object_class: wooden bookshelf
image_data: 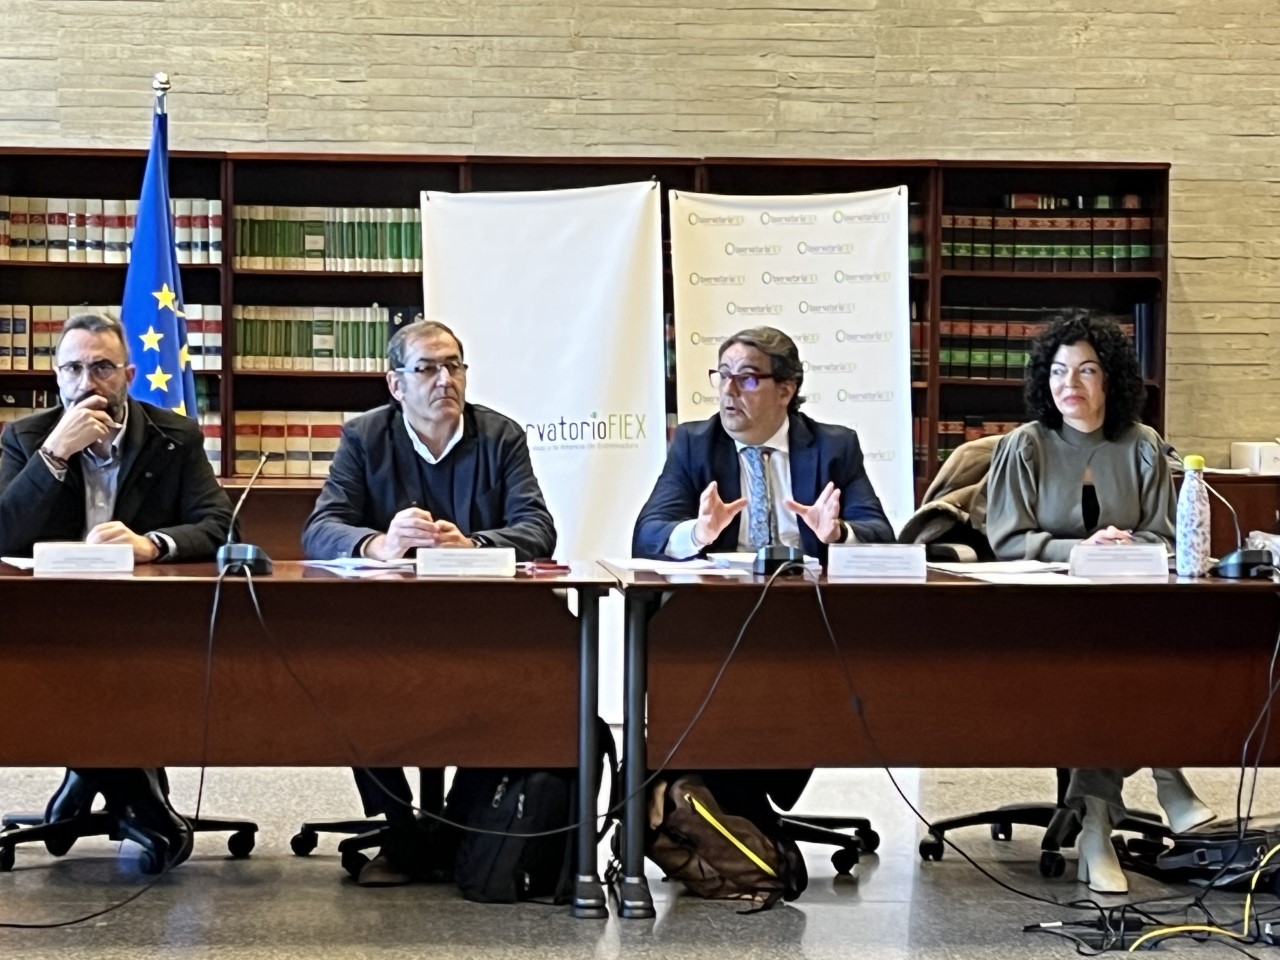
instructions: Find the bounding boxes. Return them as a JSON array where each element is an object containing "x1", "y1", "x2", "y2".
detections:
[{"x1": 0, "y1": 151, "x2": 1170, "y2": 510}]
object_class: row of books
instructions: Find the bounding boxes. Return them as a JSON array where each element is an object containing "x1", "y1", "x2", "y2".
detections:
[
  {"x1": 935, "y1": 306, "x2": 1143, "y2": 381},
  {"x1": 232, "y1": 410, "x2": 359, "y2": 478},
  {"x1": 0, "y1": 389, "x2": 58, "y2": 435},
  {"x1": 941, "y1": 210, "x2": 1159, "y2": 272},
  {"x1": 232, "y1": 207, "x2": 424, "y2": 273},
  {"x1": 0, "y1": 304, "x2": 223, "y2": 372},
  {"x1": 232, "y1": 304, "x2": 419, "y2": 372},
  {"x1": 908, "y1": 201, "x2": 927, "y2": 273},
  {"x1": 0, "y1": 197, "x2": 223, "y2": 264},
  {"x1": 937, "y1": 417, "x2": 1025, "y2": 462},
  {"x1": 1002, "y1": 192, "x2": 1147, "y2": 211}
]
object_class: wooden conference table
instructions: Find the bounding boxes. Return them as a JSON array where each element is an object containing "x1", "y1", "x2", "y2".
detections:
[
  {"x1": 600, "y1": 563, "x2": 1280, "y2": 918},
  {"x1": 0, "y1": 560, "x2": 613, "y2": 919}
]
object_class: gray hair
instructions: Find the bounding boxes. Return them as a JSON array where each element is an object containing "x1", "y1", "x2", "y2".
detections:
[
  {"x1": 58, "y1": 312, "x2": 130, "y2": 361},
  {"x1": 387, "y1": 319, "x2": 464, "y2": 370},
  {"x1": 718, "y1": 326, "x2": 806, "y2": 414}
]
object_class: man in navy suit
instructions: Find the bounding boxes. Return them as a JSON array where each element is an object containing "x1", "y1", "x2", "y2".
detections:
[
  {"x1": 634, "y1": 325, "x2": 893, "y2": 562},
  {"x1": 633, "y1": 325, "x2": 894, "y2": 826},
  {"x1": 302, "y1": 318, "x2": 556, "y2": 884}
]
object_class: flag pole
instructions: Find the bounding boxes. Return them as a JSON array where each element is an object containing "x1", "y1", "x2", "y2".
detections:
[{"x1": 152, "y1": 72, "x2": 170, "y2": 116}]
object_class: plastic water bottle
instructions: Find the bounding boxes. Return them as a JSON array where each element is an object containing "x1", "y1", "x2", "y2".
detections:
[{"x1": 1176, "y1": 454, "x2": 1211, "y2": 577}]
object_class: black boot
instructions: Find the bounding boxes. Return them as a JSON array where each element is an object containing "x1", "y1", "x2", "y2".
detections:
[{"x1": 43, "y1": 769, "x2": 100, "y2": 823}]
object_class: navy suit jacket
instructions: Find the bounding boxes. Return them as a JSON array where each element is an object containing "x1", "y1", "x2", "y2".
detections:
[
  {"x1": 0, "y1": 398, "x2": 233, "y2": 558},
  {"x1": 302, "y1": 402, "x2": 556, "y2": 562},
  {"x1": 633, "y1": 411, "x2": 894, "y2": 561}
]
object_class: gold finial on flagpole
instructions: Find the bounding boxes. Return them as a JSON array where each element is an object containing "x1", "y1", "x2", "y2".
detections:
[{"x1": 152, "y1": 72, "x2": 171, "y2": 115}]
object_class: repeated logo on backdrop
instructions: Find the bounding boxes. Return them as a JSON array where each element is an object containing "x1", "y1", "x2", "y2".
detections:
[{"x1": 670, "y1": 186, "x2": 914, "y2": 530}]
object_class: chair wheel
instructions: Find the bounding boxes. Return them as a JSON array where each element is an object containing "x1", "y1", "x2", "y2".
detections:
[
  {"x1": 227, "y1": 830, "x2": 255, "y2": 859},
  {"x1": 0, "y1": 843, "x2": 14, "y2": 871},
  {"x1": 857, "y1": 828, "x2": 881, "y2": 854},
  {"x1": 341, "y1": 849, "x2": 370, "y2": 880},
  {"x1": 919, "y1": 836, "x2": 944, "y2": 862},
  {"x1": 290, "y1": 831, "x2": 318, "y2": 857},
  {"x1": 831, "y1": 847, "x2": 859, "y2": 875},
  {"x1": 1039, "y1": 851, "x2": 1066, "y2": 878},
  {"x1": 44, "y1": 835, "x2": 75, "y2": 858},
  {"x1": 990, "y1": 822, "x2": 1013, "y2": 841}
]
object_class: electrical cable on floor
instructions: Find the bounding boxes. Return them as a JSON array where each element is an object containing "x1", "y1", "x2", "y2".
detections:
[
  {"x1": 238, "y1": 563, "x2": 801, "y2": 841},
  {"x1": 0, "y1": 567, "x2": 230, "y2": 929},
  {"x1": 805, "y1": 572, "x2": 1280, "y2": 954}
]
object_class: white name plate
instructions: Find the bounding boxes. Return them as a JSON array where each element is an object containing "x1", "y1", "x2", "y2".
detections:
[
  {"x1": 415, "y1": 547, "x2": 516, "y2": 578},
  {"x1": 827, "y1": 543, "x2": 926, "y2": 580},
  {"x1": 33, "y1": 542, "x2": 134, "y2": 576},
  {"x1": 1068, "y1": 543, "x2": 1168, "y2": 579}
]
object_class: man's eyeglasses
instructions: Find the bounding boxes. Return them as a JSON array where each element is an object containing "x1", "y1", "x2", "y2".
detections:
[
  {"x1": 56, "y1": 360, "x2": 126, "y2": 381},
  {"x1": 709, "y1": 369, "x2": 776, "y2": 392},
  {"x1": 395, "y1": 359, "x2": 468, "y2": 379}
]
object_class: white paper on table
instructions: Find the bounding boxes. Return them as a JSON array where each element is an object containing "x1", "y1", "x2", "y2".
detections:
[
  {"x1": 604, "y1": 557, "x2": 739, "y2": 574},
  {"x1": 708, "y1": 551, "x2": 821, "y2": 571},
  {"x1": 928, "y1": 560, "x2": 1070, "y2": 575},
  {"x1": 302, "y1": 558, "x2": 417, "y2": 571},
  {"x1": 963, "y1": 572, "x2": 1092, "y2": 585},
  {"x1": 1, "y1": 557, "x2": 35, "y2": 570}
]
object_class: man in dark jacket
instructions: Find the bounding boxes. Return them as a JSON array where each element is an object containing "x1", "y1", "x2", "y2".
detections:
[
  {"x1": 302, "y1": 318, "x2": 556, "y2": 885},
  {"x1": 0, "y1": 312, "x2": 234, "y2": 870}
]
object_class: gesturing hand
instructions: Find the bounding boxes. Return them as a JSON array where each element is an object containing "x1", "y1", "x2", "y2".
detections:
[
  {"x1": 367, "y1": 507, "x2": 439, "y2": 561},
  {"x1": 693, "y1": 480, "x2": 747, "y2": 548},
  {"x1": 44, "y1": 395, "x2": 117, "y2": 461},
  {"x1": 785, "y1": 482, "x2": 845, "y2": 544},
  {"x1": 429, "y1": 519, "x2": 474, "y2": 549}
]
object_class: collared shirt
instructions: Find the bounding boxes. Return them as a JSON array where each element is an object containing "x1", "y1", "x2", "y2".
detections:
[
  {"x1": 358, "y1": 413, "x2": 467, "y2": 558},
  {"x1": 403, "y1": 413, "x2": 465, "y2": 465},
  {"x1": 40, "y1": 403, "x2": 177, "y2": 557},
  {"x1": 665, "y1": 419, "x2": 855, "y2": 559}
]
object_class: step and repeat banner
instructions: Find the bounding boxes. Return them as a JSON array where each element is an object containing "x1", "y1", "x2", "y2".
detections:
[
  {"x1": 669, "y1": 186, "x2": 914, "y2": 531},
  {"x1": 420, "y1": 181, "x2": 666, "y2": 720}
]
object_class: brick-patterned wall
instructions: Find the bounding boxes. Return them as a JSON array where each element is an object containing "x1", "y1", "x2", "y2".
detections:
[{"x1": 1, "y1": 0, "x2": 1276, "y2": 460}]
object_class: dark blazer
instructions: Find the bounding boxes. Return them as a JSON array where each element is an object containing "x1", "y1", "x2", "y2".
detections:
[
  {"x1": 301, "y1": 402, "x2": 556, "y2": 562},
  {"x1": 633, "y1": 411, "x2": 894, "y2": 561},
  {"x1": 0, "y1": 398, "x2": 233, "y2": 558}
]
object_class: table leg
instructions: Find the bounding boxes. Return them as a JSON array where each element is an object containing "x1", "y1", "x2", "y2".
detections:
[
  {"x1": 617, "y1": 591, "x2": 655, "y2": 919},
  {"x1": 571, "y1": 586, "x2": 607, "y2": 919}
]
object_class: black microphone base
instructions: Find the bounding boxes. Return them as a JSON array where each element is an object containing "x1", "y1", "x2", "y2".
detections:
[
  {"x1": 753, "y1": 545, "x2": 805, "y2": 577},
  {"x1": 1209, "y1": 548, "x2": 1275, "y2": 580},
  {"x1": 216, "y1": 544, "x2": 274, "y2": 576}
]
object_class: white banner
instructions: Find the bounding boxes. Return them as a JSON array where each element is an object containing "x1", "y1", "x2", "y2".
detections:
[
  {"x1": 670, "y1": 187, "x2": 914, "y2": 531},
  {"x1": 421, "y1": 181, "x2": 666, "y2": 720}
]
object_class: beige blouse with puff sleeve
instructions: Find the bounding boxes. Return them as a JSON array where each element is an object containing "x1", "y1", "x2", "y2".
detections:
[{"x1": 985, "y1": 420, "x2": 1176, "y2": 562}]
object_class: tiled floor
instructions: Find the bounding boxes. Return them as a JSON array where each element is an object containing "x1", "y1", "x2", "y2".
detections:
[{"x1": 1, "y1": 764, "x2": 1277, "y2": 959}]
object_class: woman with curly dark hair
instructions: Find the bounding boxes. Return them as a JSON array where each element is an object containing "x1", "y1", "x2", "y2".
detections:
[{"x1": 986, "y1": 309, "x2": 1214, "y2": 894}]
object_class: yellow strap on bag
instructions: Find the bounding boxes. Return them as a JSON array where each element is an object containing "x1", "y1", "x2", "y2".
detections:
[{"x1": 684, "y1": 793, "x2": 778, "y2": 878}]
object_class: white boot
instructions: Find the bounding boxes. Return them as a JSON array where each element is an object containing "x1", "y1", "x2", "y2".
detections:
[
  {"x1": 1077, "y1": 796, "x2": 1128, "y2": 894},
  {"x1": 1152, "y1": 768, "x2": 1215, "y2": 833}
]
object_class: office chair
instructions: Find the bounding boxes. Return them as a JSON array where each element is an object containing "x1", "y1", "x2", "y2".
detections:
[
  {"x1": 290, "y1": 767, "x2": 445, "y2": 880},
  {"x1": 776, "y1": 813, "x2": 878, "y2": 876},
  {"x1": 917, "y1": 767, "x2": 1169, "y2": 876},
  {"x1": 0, "y1": 769, "x2": 258, "y2": 875}
]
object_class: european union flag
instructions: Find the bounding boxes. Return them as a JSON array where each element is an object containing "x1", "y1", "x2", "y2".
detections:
[{"x1": 121, "y1": 110, "x2": 197, "y2": 418}]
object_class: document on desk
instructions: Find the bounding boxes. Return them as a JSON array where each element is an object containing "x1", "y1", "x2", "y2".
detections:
[
  {"x1": 301, "y1": 558, "x2": 417, "y2": 577},
  {"x1": 928, "y1": 560, "x2": 1070, "y2": 575},
  {"x1": 961, "y1": 571, "x2": 1093, "y2": 586},
  {"x1": 1, "y1": 557, "x2": 35, "y2": 570},
  {"x1": 604, "y1": 558, "x2": 750, "y2": 576}
]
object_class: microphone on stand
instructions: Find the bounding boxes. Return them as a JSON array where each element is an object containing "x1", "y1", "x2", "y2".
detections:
[
  {"x1": 216, "y1": 453, "x2": 274, "y2": 576},
  {"x1": 1202, "y1": 477, "x2": 1274, "y2": 579}
]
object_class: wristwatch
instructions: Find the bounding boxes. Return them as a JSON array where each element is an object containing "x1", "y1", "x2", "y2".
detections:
[
  {"x1": 470, "y1": 534, "x2": 491, "y2": 549},
  {"x1": 146, "y1": 533, "x2": 170, "y2": 561}
]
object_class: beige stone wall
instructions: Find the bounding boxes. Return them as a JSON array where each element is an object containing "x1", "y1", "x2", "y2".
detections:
[{"x1": 1, "y1": 0, "x2": 1277, "y2": 459}]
